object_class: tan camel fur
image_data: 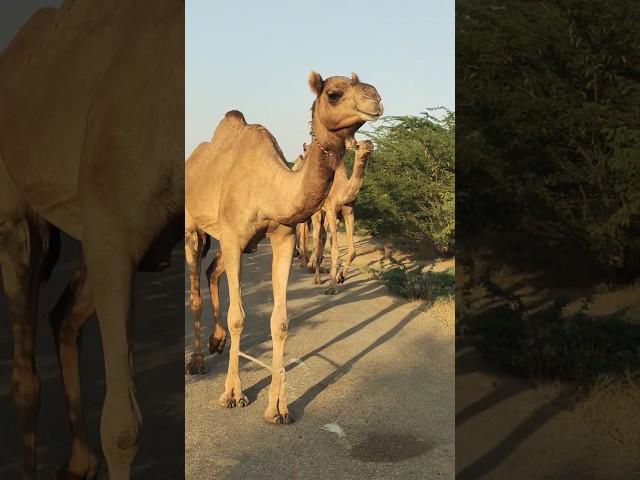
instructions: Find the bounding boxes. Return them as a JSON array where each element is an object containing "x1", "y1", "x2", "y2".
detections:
[
  {"x1": 0, "y1": 2, "x2": 184, "y2": 479},
  {"x1": 184, "y1": 72, "x2": 382, "y2": 425},
  {"x1": 303, "y1": 140, "x2": 374, "y2": 294}
]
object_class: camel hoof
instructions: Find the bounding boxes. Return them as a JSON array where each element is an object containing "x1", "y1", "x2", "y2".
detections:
[
  {"x1": 208, "y1": 335, "x2": 226, "y2": 354},
  {"x1": 324, "y1": 286, "x2": 339, "y2": 295},
  {"x1": 219, "y1": 392, "x2": 249, "y2": 408},
  {"x1": 185, "y1": 353, "x2": 206, "y2": 375},
  {"x1": 266, "y1": 413, "x2": 294, "y2": 425},
  {"x1": 56, "y1": 465, "x2": 97, "y2": 480},
  {"x1": 336, "y1": 272, "x2": 346, "y2": 284}
]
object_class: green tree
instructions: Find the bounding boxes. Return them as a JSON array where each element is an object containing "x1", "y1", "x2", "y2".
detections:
[
  {"x1": 351, "y1": 109, "x2": 455, "y2": 253},
  {"x1": 457, "y1": 0, "x2": 640, "y2": 276}
]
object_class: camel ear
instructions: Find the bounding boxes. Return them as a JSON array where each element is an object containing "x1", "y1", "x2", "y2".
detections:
[
  {"x1": 308, "y1": 71, "x2": 324, "y2": 96},
  {"x1": 351, "y1": 73, "x2": 360, "y2": 84}
]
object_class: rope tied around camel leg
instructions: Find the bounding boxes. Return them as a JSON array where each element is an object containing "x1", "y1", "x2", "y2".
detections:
[{"x1": 238, "y1": 351, "x2": 286, "y2": 384}]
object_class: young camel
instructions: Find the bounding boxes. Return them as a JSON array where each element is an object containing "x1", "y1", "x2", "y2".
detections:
[
  {"x1": 0, "y1": 2, "x2": 184, "y2": 479},
  {"x1": 185, "y1": 72, "x2": 382, "y2": 424},
  {"x1": 305, "y1": 140, "x2": 375, "y2": 294}
]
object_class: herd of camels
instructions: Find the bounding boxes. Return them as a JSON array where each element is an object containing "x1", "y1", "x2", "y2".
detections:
[{"x1": 0, "y1": 1, "x2": 382, "y2": 479}]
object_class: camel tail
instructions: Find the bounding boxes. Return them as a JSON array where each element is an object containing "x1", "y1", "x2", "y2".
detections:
[{"x1": 41, "y1": 226, "x2": 61, "y2": 284}]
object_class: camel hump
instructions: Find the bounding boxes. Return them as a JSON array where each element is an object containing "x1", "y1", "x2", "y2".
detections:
[{"x1": 224, "y1": 110, "x2": 247, "y2": 125}]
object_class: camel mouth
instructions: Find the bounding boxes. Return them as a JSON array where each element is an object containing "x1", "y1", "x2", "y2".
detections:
[
  {"x1": 357, "y1": 108, "x2": 383, "y2": 122},
  {"x1": 357, "y1": 102, "x2": 383, "y2": 122}
]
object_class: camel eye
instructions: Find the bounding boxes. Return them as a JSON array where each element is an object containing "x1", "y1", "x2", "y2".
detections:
[{"x1": 326, "y1": 90, "x2": 343, "y2": 103}]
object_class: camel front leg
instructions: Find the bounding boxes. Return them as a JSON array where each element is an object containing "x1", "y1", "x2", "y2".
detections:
[
  {"x1": 205, "y1": 251, "x2": 226, "y2": 354},
  {"x1": 84, "y1": 239, "x2": 140, "y2": 480},
  {"x1": 218, "y1": 241, "x2": 248, "y2": 408},
  {"x1": 185, "y1": 228, "x2": 206, "y2": 374},
  {"x1": 0, "y1": 219, "x2": 42, "y2": 480},
  {"x1": 338, "y1": 205, "x2": 356, "y2": 284},
  {"x1": 49, "y1": 263, "x2": 98, "y2": 479},
  {"x1": 324, "y1": 210, "x2": 341, "y2": 295},
  {"x1": 265, "y1": 225, "x2": 295, "y2": 424}
]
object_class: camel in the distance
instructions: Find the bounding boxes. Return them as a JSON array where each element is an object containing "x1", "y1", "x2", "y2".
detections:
[
  {"x1": 292, "y1": 143, "x2": 311, "y2": 267},
  {"x1": 185, "y1": 72, "x2": 382, "y2": 425},
  {"x1": 0, "y1": 2, "x2": 184, "y2": 479},
  {"x1": 304, "y1": 140, "x2": 375, "y2": 294}
]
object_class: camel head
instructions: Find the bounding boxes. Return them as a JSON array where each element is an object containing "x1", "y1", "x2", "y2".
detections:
[
  {"x1": 308, "y1": 71, "x2": 383, "y2": 140},
  {"x1": 355, "y1": 140, "x2": 374, "y2": 161}
]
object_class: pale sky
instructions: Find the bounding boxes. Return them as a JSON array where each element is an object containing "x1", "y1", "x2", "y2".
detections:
[
  {"x1": 186, "y1": 0, "x2": 454, "y2": 161},
  {"x1": 2, "y1": 1, "x2": 454, "y2": 163}
]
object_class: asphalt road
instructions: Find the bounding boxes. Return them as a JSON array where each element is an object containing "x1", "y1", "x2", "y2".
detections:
[
  {"x1": 0, "y1": 234, "x2": 185, "y2": 479},
  {"x1": 185, "y1": 239, "x2": 454, "y2": 479}
]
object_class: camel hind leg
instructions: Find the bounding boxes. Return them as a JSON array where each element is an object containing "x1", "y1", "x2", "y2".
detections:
[
  {"x1": 49, "y1": 262, "x2": 98, "y2": 479},
  {"x1": 0, "y1": 217, "x2": 45, "y2": 480},
  {"x1": 185, "y1": 223, "x2": 206, "y2": 374},
  {"x1": 205, "y1": 250, "x2": 226, "y2": 354}
]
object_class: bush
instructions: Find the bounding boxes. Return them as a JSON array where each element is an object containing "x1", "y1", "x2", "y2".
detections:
[
  {"x1": 374, "y1": 265, "x2": 455, "y2": 302},
  {"x1": 457, "y1": 0, "x2": 640, "y2": 275},
  {"x1": 349, "y1": 109, "x2": 455, "y2": 254},
  {"x1": 468, "y1": 302, "x2": 640, "y2": 385}
]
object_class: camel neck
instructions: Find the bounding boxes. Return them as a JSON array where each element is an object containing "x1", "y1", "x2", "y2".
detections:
[
  {"x1": 346, "y1": 155, "x2": 367, "y2": 201},
  {"x1": 269, "y1": 133, "x2": 345, "y2": 225}
]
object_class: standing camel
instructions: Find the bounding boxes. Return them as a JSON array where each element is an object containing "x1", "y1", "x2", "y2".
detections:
[
  {"x1": 0, "y1": 2, "x2": 184, "y2": 479},
  {"x1": 185, "y1": 72, "x2": 382, "y2": 424},
  {"x1": 304, "y1": 140, "x2": 374, "y2": 294}
]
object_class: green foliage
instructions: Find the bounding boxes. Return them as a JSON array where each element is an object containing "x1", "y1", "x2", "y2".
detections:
[
  {"x1": 457, "y1": 0, "x2": 640, "y2": 274},
  {"x1": 469, "y1": 302, "x2": 640, "y2": 386},
  {"x1": 371, "y1": 264, "x2": 455, "y2": 302},
  {"x1": 350, "y1": 109, "x2": 455, "y2": 253}
]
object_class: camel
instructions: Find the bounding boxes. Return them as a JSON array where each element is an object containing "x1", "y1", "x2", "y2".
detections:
[
  {"x1": 185, "y1": 72, "x2": 382, "y2": 425},
  {"x1": 0, "y1": 2, "x2": 184, "y2": 479},
  {"x1": 303, "y1": 140, "x2": 375, "y2": 294}
]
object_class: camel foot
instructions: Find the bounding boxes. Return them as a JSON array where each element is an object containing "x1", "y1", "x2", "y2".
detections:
[
  {"x1": 218, "y1": 391, "x2": 249, "y2": 408},
  {"x1": 185, "y1": 353, "x2": 206, "y2": 375},
  {"x1": 56, "y1": 465, "x2": 97, "y2": 480},
  {"x1": 324, "y1": 285, "x2": 340, "y2": 295},
  {"x1": 336, "y1": 271, "x2": 346, "y2": 284},
  {"x1": 264, "y1": 412, "x2": 294, "y2": 425},
  {"x1": 208, "y1": 334, "x2": 226, "y2": 354}
]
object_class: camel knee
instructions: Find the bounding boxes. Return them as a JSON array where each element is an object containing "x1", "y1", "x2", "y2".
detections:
[
  {"x1": 11, "y1": 369, "x2": 41, "y2": 414},
  {"x1": 189, "y1": 293, "x2": 202, "y2": 313},
  {"x1": 227, "y1": 304, "x2": 244, "y2": 335},
  {"x1": 271, "y1": 311, "x2": 288, "y2": 341},
  {"x1": 101, "y1": 395, "x2": 141, "y2": 470}
]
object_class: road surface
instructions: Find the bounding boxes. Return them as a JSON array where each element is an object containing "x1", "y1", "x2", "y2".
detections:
[{"x1": 185, "y1": 239, "x2": 454, "y2": 479}]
